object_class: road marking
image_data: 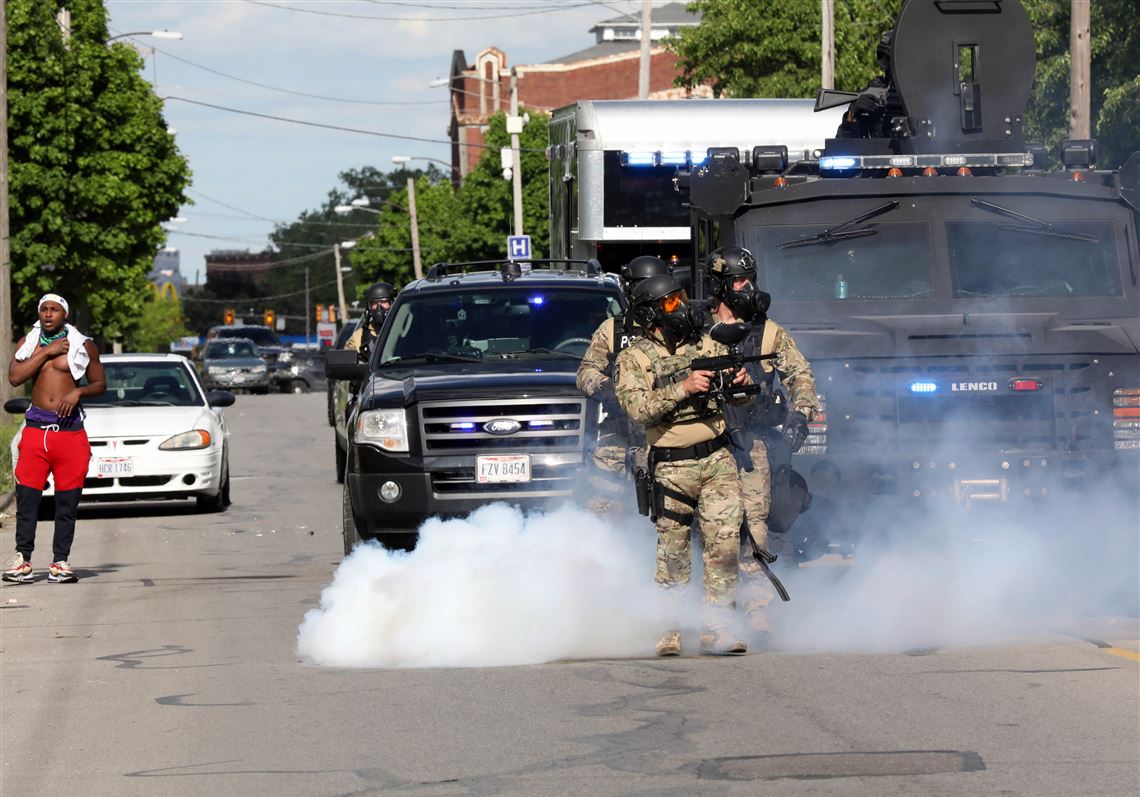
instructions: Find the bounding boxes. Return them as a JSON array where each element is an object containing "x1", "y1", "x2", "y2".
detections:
[{"x1": 1102, "y1": 647, "x2": 1139, "y2": 663}]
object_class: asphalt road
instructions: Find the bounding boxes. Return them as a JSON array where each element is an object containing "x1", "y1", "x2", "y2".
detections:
[{"x1": 1, "y1": 394, "x2": 1136, "y2": 796}]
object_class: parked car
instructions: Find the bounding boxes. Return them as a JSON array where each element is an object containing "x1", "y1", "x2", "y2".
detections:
[
  {"x1": 200, "y1": 338, "x2": 271, "y2": 393},
  {"x1": 206, "y1": 324, "x2": 295, "y2": 391},
  {"x1": 5, "y1": 353, "x2": 234, "y2": 512}
]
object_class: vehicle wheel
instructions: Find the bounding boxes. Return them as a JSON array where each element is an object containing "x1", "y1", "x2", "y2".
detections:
[
  {"x1": 342, "y1": 481, "x2": 366, "y2": 556},
  {"x1": 334, "y1": 439, "x2": 347, "y2": 484},
  {"x1": 376, "y1": 532, "x2": 418, "y2": 552},
  {"x1": 288, "y1": 379, "x2": 310, "y2": 394},
  {"x1": 196, "y1": 455, "x2": 229, "y2": 513}
]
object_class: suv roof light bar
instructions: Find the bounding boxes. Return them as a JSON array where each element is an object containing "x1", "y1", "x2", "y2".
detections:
[{"x1": 424, "y1": 258, "x2": 602, "y2": 282}]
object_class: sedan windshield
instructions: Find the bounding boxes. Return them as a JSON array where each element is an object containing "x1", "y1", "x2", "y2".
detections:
[
  {"x1": 753, "y1": 221, "x2": 934, "y2": 300},
  {"x1": 207, "y1": 341, "x2": 259, "y2": 359},
  {"x1": 378, "y1": 287, "x2": 621, "y2": 366},
  {"x1": 215, "y1": 328, "x2": 279, "y2": 346},
  {"x1": 85, "y1": 362, "x2": 203, "y2": 407}
]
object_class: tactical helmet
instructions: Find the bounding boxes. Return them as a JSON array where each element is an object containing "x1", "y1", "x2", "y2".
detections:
[
  {"x1": 631, "y1": 274, "x2": 700, "y2": 346},
  {"x1": 620, "y1": 256, "x2": 671, "y2": 297},
  {"x1": 365, "y1": 282, "x2": 397, "y2": 304},
  {"x1": 876, "y1": 29, "x2": 894, "y2": 73},
  {"x1": 706, "y1": 247, "x2": 769, "y2": 322}
]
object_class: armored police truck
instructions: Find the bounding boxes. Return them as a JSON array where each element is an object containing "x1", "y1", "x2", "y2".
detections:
[
  {"x1": 547, "y1": 99, "x2": 845, "y2": 275},
  {"x1": 681, "y1": 0, "x2": 1139, "y2": 551}
]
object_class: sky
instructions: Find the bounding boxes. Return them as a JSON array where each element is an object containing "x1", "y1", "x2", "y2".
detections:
[{"x1": 105, "y1": 0, "x2": 645, "y2": 285}]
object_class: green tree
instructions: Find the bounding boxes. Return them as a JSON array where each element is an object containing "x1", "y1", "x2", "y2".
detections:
[
  {"x1": 1023, "y1": 0, "x2": 1140, "y2": 169},
  {"x1": 668, "y1": 0, "x2": 899, "y2": 97},
  {"x1": 125, "y1": 290, "x2": 191, "y2": 352},
  {"x1": 6, "y1": 0, "x2": 191, "y2": 341}
]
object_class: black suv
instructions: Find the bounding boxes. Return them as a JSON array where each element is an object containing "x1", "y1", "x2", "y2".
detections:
[{"x1": 327, "y1": 260, "x2": 623, "y2": 554}]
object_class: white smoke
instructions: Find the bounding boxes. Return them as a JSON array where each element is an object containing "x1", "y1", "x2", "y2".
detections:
[{"x1": 298, "y1": 503, "x2": 693, "y2": 668}]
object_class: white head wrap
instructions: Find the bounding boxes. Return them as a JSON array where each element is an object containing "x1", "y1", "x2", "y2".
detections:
[{"x1": 38, "y1": 293, "x2": 69, "y2": 316}]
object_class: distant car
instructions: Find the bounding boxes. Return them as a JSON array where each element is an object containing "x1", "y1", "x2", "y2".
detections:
[
  {"x1": 5, "y1": 353, "x2": 235, "y2": 512},
  {"x1": 206, "y1": 324, "x2": 296, "y2": 391},
  {"x1": 280, "y1": 348, "x2": 327, "y2": 394},
  {"x1": 201, "y1": 338, "x2": 271, "y2": 393}
]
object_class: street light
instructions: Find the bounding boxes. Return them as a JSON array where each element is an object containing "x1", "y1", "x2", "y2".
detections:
[
  {"x1": 333, "y1": 204, "x2": 379, "y2": 215},
  {"x1": 108, "y1": 30, "x2": 183, "y2": 41}
]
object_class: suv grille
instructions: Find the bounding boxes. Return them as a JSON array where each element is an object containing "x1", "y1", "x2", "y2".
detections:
[{"x1": 419, "y1": 398, "x2": 587, "y2": 454}]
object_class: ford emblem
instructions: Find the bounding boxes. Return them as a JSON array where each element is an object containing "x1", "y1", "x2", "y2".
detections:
[{"x1": 483, "y1": 418, "x2": 521, "y2": 435}]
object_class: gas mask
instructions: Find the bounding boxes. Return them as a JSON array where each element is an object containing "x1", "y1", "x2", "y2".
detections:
[{"x1": 659, "y1": 291, "x2": 703, "y2": 348}]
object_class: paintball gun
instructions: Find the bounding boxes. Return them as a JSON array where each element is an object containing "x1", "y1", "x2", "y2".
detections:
[
  {"x1": 814, "y1": 85, "x2": 888, "y2": 113},
  {"x1": 688, "y1": 322, "x2": 777, "y2": 404}
]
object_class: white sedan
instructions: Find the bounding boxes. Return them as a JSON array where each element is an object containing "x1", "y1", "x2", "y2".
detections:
[{"x1": 7, "y1": 353, "x2": 234, "y2": 512}]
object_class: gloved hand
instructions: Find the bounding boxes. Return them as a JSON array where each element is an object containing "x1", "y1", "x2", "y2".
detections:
[
  {"x1": 780, "y1": 410, "x2": 809, "y2": 453},
  {"x1": 849, "y1": 92, "x2": 882, "y2": 117}
]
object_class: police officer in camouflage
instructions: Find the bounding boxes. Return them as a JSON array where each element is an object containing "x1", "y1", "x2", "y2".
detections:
[
  {"x1": 576, "y1": 256, "x2": 671, "y2": 514},
  {"x1": 705, "y1": 246, "x2": 820, "y2": 642},
  {"x1": 346, "y1": 282, "x2": 397, "y2": 360},
  {"x1": 615, "y1": 273, "x2": 753, "y2": 656}
]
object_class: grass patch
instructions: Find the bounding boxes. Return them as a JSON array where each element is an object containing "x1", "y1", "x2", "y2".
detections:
[{"x1": 0, "y1": 416, "x2": 20, "y2": 495}]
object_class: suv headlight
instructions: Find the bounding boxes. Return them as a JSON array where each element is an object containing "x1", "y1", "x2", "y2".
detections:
[
  {"x1": 357, "y1": 409, "x2": 409, "y2": 452},
  {"x1": 278, "y1": 351, "x2": 294, "y2": 364},
  {"x1": 252, "y1": 364, "x2": 267, "y2": 374}
]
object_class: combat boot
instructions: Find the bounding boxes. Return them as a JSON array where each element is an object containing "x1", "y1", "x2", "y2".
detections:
[
  {"x1": 655, "y1": 630, "x2": 682, "y2": 657},
  {"x1": 699, "y1": 627, "x2": 747, "y2": 655}
]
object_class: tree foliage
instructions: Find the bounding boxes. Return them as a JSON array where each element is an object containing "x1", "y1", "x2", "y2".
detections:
[
  {"x1": 124, "y1": 291, "x2": 190, "y2": 352},
  {"x1": 1023, "y1": 0, "x2": 1140, "y2": 169},
  {"x1": 6, "y1": 0, "x2": 191, "y2": 340},
  {"x1": 668, "y1": 0, "x2": 900, "y2": 97}
]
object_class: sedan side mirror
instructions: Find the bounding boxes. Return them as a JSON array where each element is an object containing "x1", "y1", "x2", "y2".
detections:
[
  {"x1": 4, "y1": 398, "x2": 31, "y2": 415},
  {"x1": 206, "y1": 390, "x2": 236, "y2": 408}
]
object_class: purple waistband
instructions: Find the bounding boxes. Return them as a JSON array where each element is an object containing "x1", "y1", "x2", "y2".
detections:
[{"x1": 25, "y1": 404, "x2": 83, "y2": 430}]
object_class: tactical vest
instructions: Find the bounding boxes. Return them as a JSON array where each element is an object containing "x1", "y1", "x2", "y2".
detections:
[
  {"x1": 629, "y1": 336, "x2": 721, "y2": 426},
  {"x1": 608, "y1": 314, "x2": 639, "y2": 360}
]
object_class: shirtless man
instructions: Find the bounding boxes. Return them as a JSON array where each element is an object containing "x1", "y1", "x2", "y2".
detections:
[{"x1": 3, "y1": 294, "x2": 105, "y2": 583}]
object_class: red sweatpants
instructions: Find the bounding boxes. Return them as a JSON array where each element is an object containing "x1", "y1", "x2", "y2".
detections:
[{"x1": 15, "y1": 426, "x2": 91, "y2": 491}]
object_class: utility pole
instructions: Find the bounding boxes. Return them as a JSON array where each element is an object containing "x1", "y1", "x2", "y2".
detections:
[
  {"x1": 406, "y1": 176, "x2": 423, "y2": 280},
  {"x1": 332, "y1": 243, "x2": 348, "y2": 323},
  {"x1": 1069, "y1": 0, "x2": 1090, "y2": 140},
  {"x1": 0, "y1": 0, "x2": 11, "y2": 403},
  {"x1": 508, "y1": 69, "x2": 524, "y2": 237},
  {"x1": 304, "y1": 266, "x2": 311, "y2": 344},
  {"x1": 821, "y1": 0, "x2": 835, "y2": 90},
  {"x1": 638, "y1": 0, "x2": 652, "y2": 99}
]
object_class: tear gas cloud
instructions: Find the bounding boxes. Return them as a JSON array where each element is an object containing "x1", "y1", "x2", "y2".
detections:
[{"x1": 298, "y1": 475, "x2": 1136, "y2": 668}]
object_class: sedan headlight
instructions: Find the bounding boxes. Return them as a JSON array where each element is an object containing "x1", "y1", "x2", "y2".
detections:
[
  {"x1": 278, "y1": 351, "x2": 294, "y2": 364},
  {"x1": 160, "y1": 430, "x2": 212, "y2": 450},
  {"x1": 357, "y1": 409, "x2": 408, "y2": 452},
  {"x1": 252, "y1": 364, "x2": 268, "y2": 374},
  {"x1": 207, "y1": 366, "x2": 226, "y2": 375}
]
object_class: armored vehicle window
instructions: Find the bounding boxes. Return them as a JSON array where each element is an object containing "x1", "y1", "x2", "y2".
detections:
[
  {"x1": 753, "y1": 222, "x2": 933, "y2": 300},
  {"x1": 602, "y1": 152, "x2": 689, "y2": 229},
  {"x1": 379, "y1": 287, "x2": 618, "y2": 365},
  {"x1": 947, "y1": 221, "x2": 1121, "y2": 298}
]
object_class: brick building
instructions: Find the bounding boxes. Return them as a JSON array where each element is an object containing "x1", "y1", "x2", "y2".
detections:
[{"x1": 443, "y1": 3, "x2": 702, "y2": 178}]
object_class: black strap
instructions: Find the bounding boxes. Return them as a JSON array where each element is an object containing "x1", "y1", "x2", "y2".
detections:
[
  {"x1": 651, "y1": 433, "x2": 730, "y2": 463},
  {"x1": 660, "y1": 484, "x2": 697, "y2": 509}
]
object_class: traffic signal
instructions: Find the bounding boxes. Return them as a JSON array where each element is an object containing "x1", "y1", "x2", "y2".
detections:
[
  {"x1": 328, "y1": 304, "x2": 337, "y2": 323},
  {"x1": 315, "y1": 304, "x2": 325, "y2": 323},
  {"x1": 263, "y1": 309, "x2": 276, "y2": 328},
  {"x1": 224, "y1": 308, "x2": 235, "y2": 325}
]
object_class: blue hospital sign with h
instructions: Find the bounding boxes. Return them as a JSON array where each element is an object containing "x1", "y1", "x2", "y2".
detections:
[{"x1": 507, "y1": 235, "x2": 531, "y2": 261}]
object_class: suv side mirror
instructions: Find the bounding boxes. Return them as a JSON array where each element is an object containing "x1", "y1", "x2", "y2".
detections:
[{"x1": 326, "y1": 348, "x2": 367, "y2": 380}]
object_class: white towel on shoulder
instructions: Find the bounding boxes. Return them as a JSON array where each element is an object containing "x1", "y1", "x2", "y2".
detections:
[{"x1": 14, "y1": 322, "x2": 92, "y2": 380}]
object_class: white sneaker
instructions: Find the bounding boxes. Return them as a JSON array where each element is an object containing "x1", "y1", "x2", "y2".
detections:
[
  {"x1": 3, "y1": 552, "x2": 33, "y2": 583},
  {"x1": 47, "y1": 561, "x2": 78, "y2": 583}
]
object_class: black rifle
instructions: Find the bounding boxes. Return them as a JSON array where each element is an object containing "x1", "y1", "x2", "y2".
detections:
[
  {"x1": 748, "y1": 537, "x2": 791, "y2": 602},
  {"x1": 687, "y1": 322, "x2": 777, "y2": 405}
]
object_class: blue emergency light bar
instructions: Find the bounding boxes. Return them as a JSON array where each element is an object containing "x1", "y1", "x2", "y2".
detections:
[
  {"x1": 820, "y1": 151, "x2": 1035, "y2": 172},
  {"x1": 908, "y1": 380, "x2": 940, "y2": 394}
]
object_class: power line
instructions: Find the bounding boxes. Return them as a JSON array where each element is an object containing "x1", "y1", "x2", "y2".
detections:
[
  {"x1": 165, "y1": 96, "x2": 548, "y2": 152},
  {"x1": 244, "y1": 0, "x2": 596, "y2": 22}
]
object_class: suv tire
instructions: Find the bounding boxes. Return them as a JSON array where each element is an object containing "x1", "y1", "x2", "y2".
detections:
[
  {"x1": 342, "y1": 482, "x2": 366, "y2": 556},
  {"x1": 334, "y1": 439, "x2": 347, "y2": 484}
]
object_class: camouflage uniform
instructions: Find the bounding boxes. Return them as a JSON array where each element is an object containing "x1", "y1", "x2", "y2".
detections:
[
  {"x1": 576, "y1": 314, "x2": 644, "y2": 514},
  {"x1": 727, "y1": 319, "x2": 819, "y2": 630},
  {"x1": 344, "y1": 323, "x2": 379, "y2": 358},
  {"x1": 615, "y1": 329, "x2": 748, "y2": 608}
]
